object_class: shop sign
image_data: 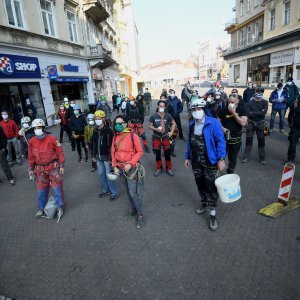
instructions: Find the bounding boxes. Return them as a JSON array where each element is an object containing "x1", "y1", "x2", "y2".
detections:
[
  {"x1": 270, "y1": 50, "x2": 294, "y2": 65},
  {"x1": 0, "y1": 53, "x2": 41, "y2": 78},
  {"x1": 47, "y1": 65, "x2": 58, "y2": 79},
  {"x1": 59, "y1": 64, "x2": 79, "y2": 72}
]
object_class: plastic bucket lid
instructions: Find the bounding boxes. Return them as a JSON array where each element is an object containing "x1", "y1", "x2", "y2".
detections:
[{"x1": 215, "y1": 174, "x2": 241, "y2": 203}]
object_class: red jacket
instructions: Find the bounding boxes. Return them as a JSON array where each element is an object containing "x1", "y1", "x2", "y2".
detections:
[
  {"x1": 58, "y1": 109, "x2": 68, "y2": 125},
  {"x1": 111, "y1": 130, "x2": 143, "y2": 169},
  {"x1": 0, "y1": 119, "x2": 18, "y2": 139},
  {"x1": 28, "y1": 134, "x2": 65, "y2": 171}
]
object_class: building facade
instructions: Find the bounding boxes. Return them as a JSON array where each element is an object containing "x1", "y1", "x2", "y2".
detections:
[
  {"x1": 0, "y1": 0, "x2": 140, "y2": 125},
  {"x1": 223, "y1": 0, "x2": 300, "y2": 88}
]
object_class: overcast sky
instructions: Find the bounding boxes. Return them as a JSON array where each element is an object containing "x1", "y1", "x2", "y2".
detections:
[{"x1": 132, "y1": 0, "x2": 235, "y2": 66}]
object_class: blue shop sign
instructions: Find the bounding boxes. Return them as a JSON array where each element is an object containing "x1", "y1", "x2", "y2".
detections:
[
  {"x1": 59, "y1": 64, "x2": 79, "y2": 72},
  {"x1": 0, "y1": 53, "x2": 41, "y2": 78},
  {"x1": 47, "y1": 65, "x2": 58, "y2": 79}
]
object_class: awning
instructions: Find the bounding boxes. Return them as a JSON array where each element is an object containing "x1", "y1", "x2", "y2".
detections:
[
  {"x1": 51, "y1": 77, "x2": 89, "y2": 82},
  {"x1": 269, "y1": 62, "x2": 293, "y2": 68}
]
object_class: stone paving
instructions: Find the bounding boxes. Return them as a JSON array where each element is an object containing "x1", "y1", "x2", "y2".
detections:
[{"x1": 0, "y1": 102, "x2": 299, "y2": 299}]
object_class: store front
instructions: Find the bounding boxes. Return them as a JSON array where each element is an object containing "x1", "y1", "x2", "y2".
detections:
[
  {"x1": 0, "y1": 53, "x2": 46, "y2": 124},
  {"x1": 269, "y1": 49, "x2": 294, "y2": 86},
  {"x1": 247, "y1": 54, "x2": 270, "y2": 86}
]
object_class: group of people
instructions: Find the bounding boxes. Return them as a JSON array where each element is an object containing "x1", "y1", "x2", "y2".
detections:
[{"x1": 0, "y1": 79, "x2": 299, "y2": 231}]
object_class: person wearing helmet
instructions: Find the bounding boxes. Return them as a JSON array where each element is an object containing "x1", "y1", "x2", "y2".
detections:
[
  {"x1": 0, "y1": 110, "x2": 22, "y2": 166},
  {"x1": 57, "y1": 103, "x2": 71, "y2": 144},
  {"x1": 149, "y1": 97, "x2": 176, "y2": 177},
  {"x1": 28, "y1": 118, "x2": 65, "y2": 218},
  {"x1": 111, "y1": 115, "x2": 144, "y2": 229},
  {"x1": 97, "y1": 95, "x2": 112, "y2": 118},
  {"x1": 19, "y1": 116, "x2": 35, "y2": 159},
  {"x1": 185, "y1": 98, "x2": 226, "y2": 231},
  {"x1": 0, "y1": 125, "x2": 16, "y2": 185},
  {"x1": 70, "y1": 105, "x2": 88, "y2": 162},
  {"x1": 84, "y1": 113, "x2": 97, "y2": 170},
  {"x1": 242, "y1": 87, "x2": 268, "y2": 165},
  {"x1": 91, "y1": 110, "x2": 119, "y2": 201},
  {"x1": 127, "y1": 99, "x2": 150, "y2": 153},
  {"x1": 218, "y1": 93, "x2": 248, "y2": 174}
]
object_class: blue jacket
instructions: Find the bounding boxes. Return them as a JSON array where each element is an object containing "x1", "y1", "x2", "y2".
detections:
[
  {"x1": 185, "y1": 117, "x2": 226, "y2": 165},
  {"x1": 167, "y1": 96, "x2": 183, "y2": 118},
  {"x1": 269, "y1": 89, "x2": 287, "y2": 110}
]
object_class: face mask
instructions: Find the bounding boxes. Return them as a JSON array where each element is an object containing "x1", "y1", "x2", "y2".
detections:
[
  {"x1": 216, "y1": 95, "x2": 220, "y2": 100},
  {"x1": 207, "y1": 98, "x2": 212, "y2": 103},
  {"x1": 232, "y1": 93, "x2": 238, "y2": 97},
  {"x1": 248, "y1": 85, "x2": 252, "y2": 89},
  {"x1": 158, "y1": 107, "x2": 165, "y2": 113},
  {"x1": 192, "y1": 110, "x2": 204, "y2": 120},
  {"x1": 1, "y1": 114, "x2": 8, "y2": 120},
  {"x1": 23, "y1": 123, "x2": 30, "y2": 129},
  {"x1": 34, "y1": 128, "x2": 43, "y2": 136},
  {"x1": 70, "y1": 103, "x2": 75, "y2": 107},
  {"x1": 228, "y1": 103, "x2": 236, "y2": 110},
  {"x1": 60, "y1": 107, "x2": 64, "y2": 110},
  {"x1": 170, "y1": 94, "x2": 175, "y2": 98},
  {"x1": 219, "y1": 89, "x2": 224, "y2": 94},
  {"x1": 256, "y1": 94, "x2": 263, "y2": 99},
  {"x1": 95, "y1": 119, "x2": 103, "y2": 126},
  {"x1": 287, "y1": 81, "x2": 292, "y2": 85},
  {"x1": 130, "y1": 101, "x2": 135, "y2": 106},
  {"x1": 74, "y1": 110, "x2": 79, "y2": 115},
  {"x1": 115, "y1": 124, "x2": 124, "y2": 132},
  {"x1": 88, "y1": 120, "x2": 95, "y2": 125}
]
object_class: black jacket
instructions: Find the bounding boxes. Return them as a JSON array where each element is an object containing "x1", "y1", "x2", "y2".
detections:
[
  {"x1": 289, "y1": 101, "x2": 300, "y2": 128},
  {"x1": 246, "y1": 99, "x2": 268, "y2": 122},
  {"x1": 70, "y1": 115, "x2": 87, "y2": 134},
  {"x1": 91, "y1": 124, "x2": 114, "y2": 161},
  {"x1": 128, "y1": 105, "x2": 144, "y2": 123},
  {"x1": 0, "y1": 126, "x2": 7, "y2": 149},
  {"x1": 243, "y1": 88, "x2": 255, "y2": 103}
]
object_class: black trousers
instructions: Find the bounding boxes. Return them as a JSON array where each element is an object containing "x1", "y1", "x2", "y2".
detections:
[
  {"x1": 227, "y1": 141, "x2": 241, "y2": 174},
  {"x1": 243, "y1": 121, "x2": 265, "y2": 160},
  {"x1": 60, "y1": 124, "x2": 71, "y2": 142},
  {"x1": 288, "y1": 127, "x2": 300, "y2": 161},
  {"x1": 75, "y1": 136, "x2": 88, "y2": 158},
  {"x1": 173, "y1": 116, "x2": 183, "y2": 139},
  {"x1": 192, "y1": 159, "x2": 218, "y2": 207},
  {"x1": 0, "y1": 149, "x2": 13, "y2": 180}
]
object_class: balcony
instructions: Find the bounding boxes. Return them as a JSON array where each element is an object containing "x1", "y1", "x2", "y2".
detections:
[
  {"x1": 222, "y1": 35, "x2": 263, "y2": 56},
  {"x1": 224, "y1": 18, "x2": 238, "y2": 31},
  {"x1": 88, "y1": 44, "x2": 116, "y2": 69},
  {"x1": 83, "y1": 0, "x2": 110, "y2": 23}
]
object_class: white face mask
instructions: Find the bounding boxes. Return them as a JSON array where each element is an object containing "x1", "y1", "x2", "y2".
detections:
[
  {"x1": 207, "y1": 98, "x2": 212, "y2": 103},
  {"x1": 215, "y1": 95, "x2": 220, "y2": 99},
  {"x1": 95, "y1": 119, "x2": 103, "y2": 126},
  {"x1": 170, "y1": 93, "x2": 175, "y2": 98},
  {"x1": 88, "y1": 120, "x2": 95, "y2": 125},
  {"x1": 287, "y1": 81, "x2": 292, "y2": 85},
  {"x1": 70, "y1": 103, "x2": 75, "y2": 107},
  {"x1": 60, "y1": 107, "x2": 64, "y2": 110},
  {"x1": 1, "y1": 114, "x2": 8, "y2": 120},
  {"x1": 130, "y1": 101, "x2": 135, "y2": 106},
  {"x1": 192, "y1": 110, "x2": 204, "y2": 120},
  {"x1": 158, "y1": 107, "x2": 165, "y2": 113},
  {"x1": 34, "y1": 128, "x2": 43, "y2": 136},
  {"x1": 228, "y1": 103, "x2": 236, "y2": 110},
  {"x1": 23, "y1": 123, "x2": 30, "y2": 129}
]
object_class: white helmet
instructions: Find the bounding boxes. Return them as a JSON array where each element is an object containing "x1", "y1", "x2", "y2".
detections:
[
  {"x1": 191, "y1": 98, "x2": 206, "y2": 109},
  {"x1": 87, "y1": 113, "x2": 95, "y2": 120},
  {"x1": 107, "y1": 171, "x2": 118, "y2": 181},
  {"x1": 31, "y1": 118, "x2": 45, "y2": 128},
  {"x1": 21, "y1": 116, "x2": 31, "y2": 124}
]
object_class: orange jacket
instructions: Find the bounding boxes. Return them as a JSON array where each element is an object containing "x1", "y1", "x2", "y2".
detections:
[
  {"x1": 0, "y1": 119, "x2": 18, "y2": 139},
  {"x1": 28, "y1": 134, "x2": 65, "y2": 171},
  {"x1": 111, "y1": 130, "x2": 143, "y2": 169}
]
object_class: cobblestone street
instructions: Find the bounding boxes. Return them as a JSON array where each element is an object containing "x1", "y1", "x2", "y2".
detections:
[{"x1": 0, "y1": 103, "x2": 299, "y2": 299}]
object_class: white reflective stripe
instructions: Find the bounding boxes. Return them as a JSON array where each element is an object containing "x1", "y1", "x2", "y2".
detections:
[
  {"x1": 281, "y1": 169, "x2": 294, "y2": 181},
  {"x1": 278, "y1": 185, "x2": 291, "y2": 196}
]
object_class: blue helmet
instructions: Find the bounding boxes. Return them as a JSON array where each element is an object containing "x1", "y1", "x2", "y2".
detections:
[{"x1": 73, "y1": 104, "x2": 80, "y2": 110}]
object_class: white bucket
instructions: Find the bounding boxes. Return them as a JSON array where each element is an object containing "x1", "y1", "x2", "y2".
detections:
[{"x1": 215, "y1": 174, "x2": 241, "y2": 203}]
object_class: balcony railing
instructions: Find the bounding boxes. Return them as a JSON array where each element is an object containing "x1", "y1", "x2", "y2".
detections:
[
  {"x1": 222, "y1": 35, "x2": 263, "y2": 56},
  {"x1": 83, "y1": 0, "x2": 110, "y2": 23},
  {"x1": 224, "y1": 18, "x2": 238, "y2": 30}
]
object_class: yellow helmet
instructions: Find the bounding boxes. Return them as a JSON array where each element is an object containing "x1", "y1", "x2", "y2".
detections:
[{"x1": 94, "y1": 110, "x2": 106, "y2": 118}]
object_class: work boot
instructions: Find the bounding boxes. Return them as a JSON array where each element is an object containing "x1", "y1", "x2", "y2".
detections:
[
  {"x1": 154, "y1": 170, "x2": 162, "y2": 177},
  {"x1": 99, "y1": 191, "x2": 111, "y2": 198},
  {"x1": 9, "y1": 178, "x2": 16, "y2": 186},
  {"x1": 196, "y1": 204, "x2": 209, "y2": 215},
  {"x1": 136, "y1": 214, "x2": 145, "y2": 229},
  {"x1": 36, "y1": 210, "x2": 44, "y2": 218},
  {"x1": 166, "y1": 170, "x2": 174, "y2": 176},
  {"x1": 209, "y1": 209, "x2": 217, "y2": 231},
  {"x1": 260, "y1": 159, "x2": 267, "y2": 165},
  {"x1": 110, "y1": 194, "x2": 119, "y2": 202},
  {"x1": 78, "y1": 157, "x2": 83, "y2": 163}
]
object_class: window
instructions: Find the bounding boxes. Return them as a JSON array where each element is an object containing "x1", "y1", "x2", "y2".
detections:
[
  {"x1": 240, "y1": 0, "x2": 244, "y2": 16},
  {"x1": 247, "y1": 0, "x2": 251, "y2": 12},
  {"x1": 247, "y1": 26, "x2": 251, "y2": 42},
  {"x1": 40, "y1": 0, "x2": 55, "y2": 36},
  {"x1": 234, "y1": 65, "x2": 240, "y2": 83},
  {"x1": 67, "y1": 10, "x2": 78, "y2": 43},
  {"x1": 254, "y1": 0, "x2": 259, "y2": 7},
  {"x1": 270, "y1": 9, "x2": 275, "y2": 31},
  {"x1": 254, "y1": 22, "x2": 259, "y2": 38},
  {"x1": 283, "y1": 1, "x2": 290, "y2": 25},
  {"x1": 4, "y1": 0, "x2": 25, "y2": 28},
  {"x1": 239, "y1": 29, "x2": 244, "y2": 46}
]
